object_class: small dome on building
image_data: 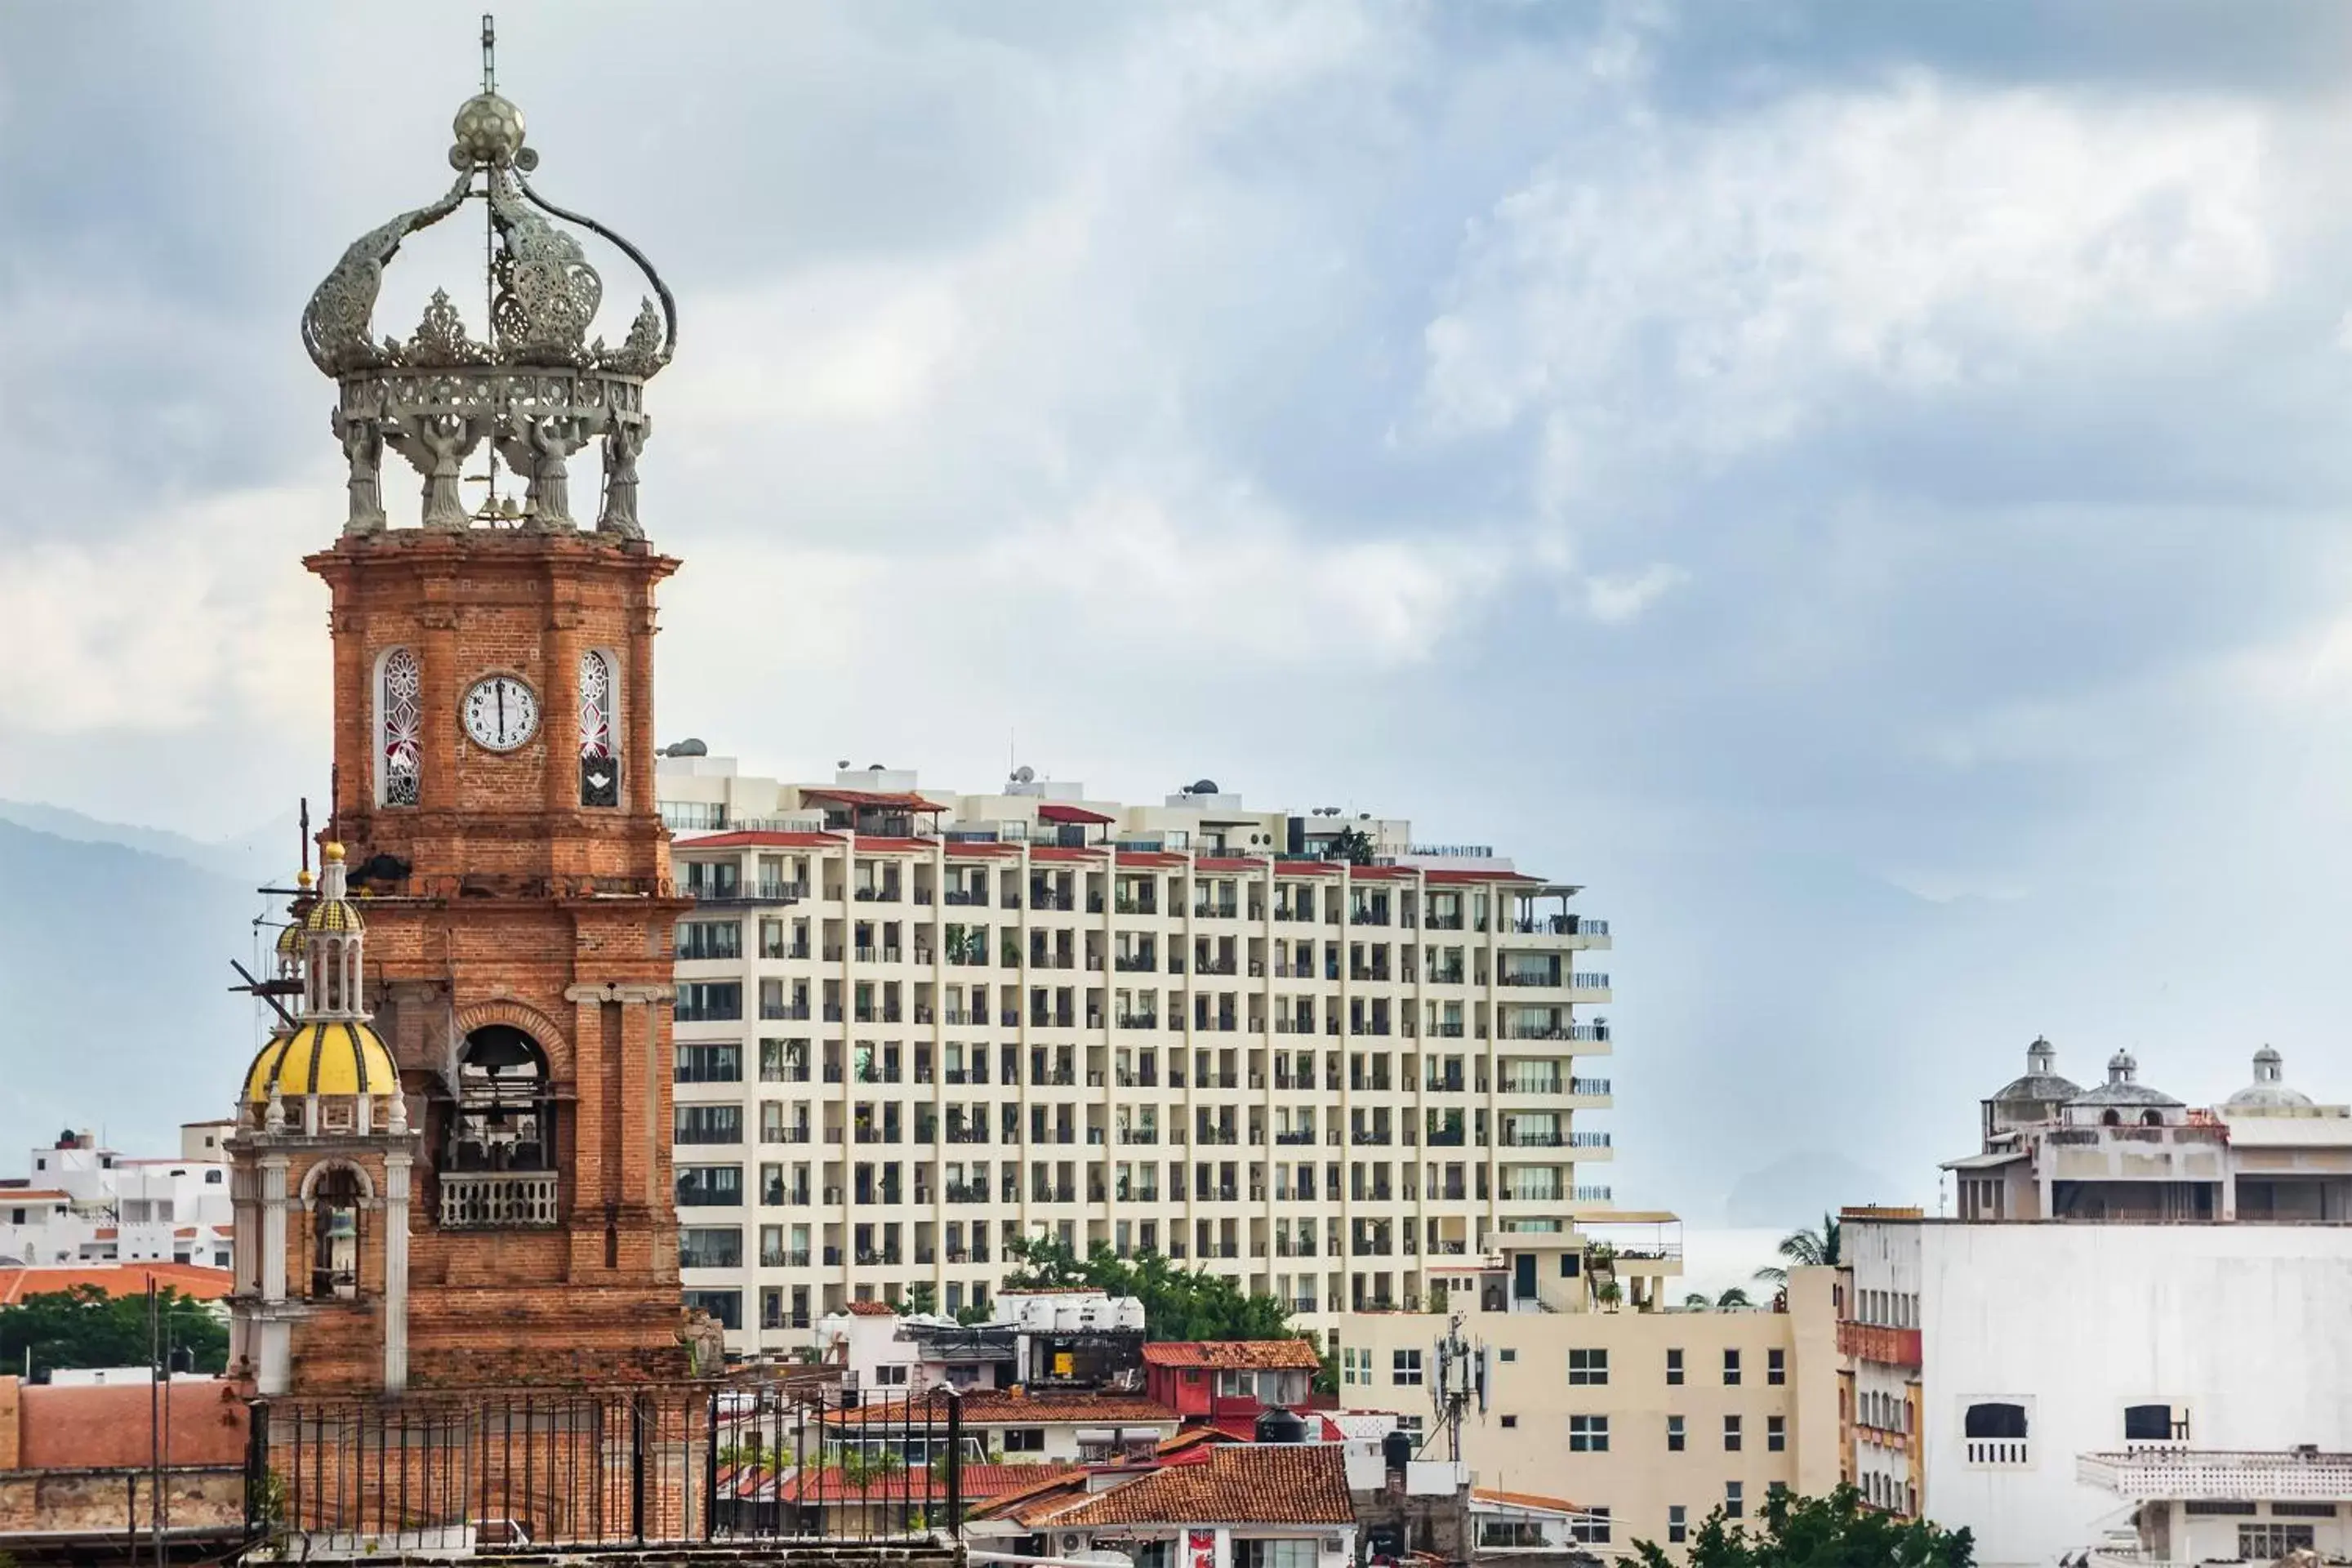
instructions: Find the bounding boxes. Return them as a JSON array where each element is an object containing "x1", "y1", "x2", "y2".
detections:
[
  {"x1": 2067, "y1": 1048, "x2": 2183, "y2": 1109},
  {"x1": 1993, "y1": 1036, "x2": 2082, "y2": 1105},
  {"x1": 243, "y1": 1019, "x2": 399, "y2": 1104},
  {"x1": 303, "y1": 844, "x2": 364, "y2": 933},
  {"x1": 2224, "y1": 1046, "x2": 2314, "y2": 1111}
]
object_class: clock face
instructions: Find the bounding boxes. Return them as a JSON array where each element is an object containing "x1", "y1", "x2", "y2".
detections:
[{"x1": 461, "y1": 675, "x2": 541, "y2": 752}]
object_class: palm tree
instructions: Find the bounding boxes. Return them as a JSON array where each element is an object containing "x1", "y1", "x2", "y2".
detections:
[
  {"x1": 1716, "y1": 1286, "x2": 1753, "y2": 1309},
  {"x1": 1682, "y1": 1292, "x2": 1715, "y2": 1311},
  {"x1": 1754, "y1": 1211, "x2": 1842, "y2": 1288},
  {"x1": 1592, "y1": 1276, "x2": 1624, "y2": 1312}
]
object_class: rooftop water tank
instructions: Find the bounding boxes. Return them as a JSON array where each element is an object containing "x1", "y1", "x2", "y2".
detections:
[
  {"x1": 1255, "y1": 1407, "x2": 1310, "y2": 1444},
  {"x1": 1054, "y1": 1301, "x2": 1083, "y2": 1333},
  {"x1": 1113, "y1": 1298, "x2": 1145, "y2": 1332}
]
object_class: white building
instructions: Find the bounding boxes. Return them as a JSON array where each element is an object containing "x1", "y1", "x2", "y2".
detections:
[
  {"x1": 1843, "y1": 1217, "x2": 2352, "y2": 1567},
  {"x1": 0, "y1": 1125, "x2": 234, "y2": 1270},
  {"x1": 657, "y1": 758, "x2": 1615, "y2": 1360},
  {"x1": 1842, "y1": 1042, "x2": 2352, "y2": 1566}
]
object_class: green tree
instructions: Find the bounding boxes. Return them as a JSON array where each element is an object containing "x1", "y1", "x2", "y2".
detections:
[
  {"x1": 1756, "y1": 1213, "x2": 1842, "y2": 1289},
  {"x1": 901, "y1": 1281, "x2": 938, "y2": 1316},
  {"x1": 0, "y1": 1285, "x2": 227, "y2": 1379},
  {"x1": 1716, "y1": 1287, "x2": 1753, "y2": 1309},
  {"x1": 1682, "y1": 1292, "x2": 1716, "y2": 1311},
  {"x1": 1635, "y1": 1485, "x2": 1972, "y2": 1568},
  {"x1": 1324, "y1": 826, "x2": 1375, "y2": 866},
  {"x1": 1000, "y1": 1236, "x2": 1301, "y2": 1344}
]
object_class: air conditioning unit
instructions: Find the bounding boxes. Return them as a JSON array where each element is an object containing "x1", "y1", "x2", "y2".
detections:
[{"x1": 1062, "y1": 1534, "x2": 1086, "y2": 1554}]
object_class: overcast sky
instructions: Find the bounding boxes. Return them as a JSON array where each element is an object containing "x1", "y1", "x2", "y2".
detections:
[{"x1": 7, "y1": 1, "x2": 2352, "y2": 1218}]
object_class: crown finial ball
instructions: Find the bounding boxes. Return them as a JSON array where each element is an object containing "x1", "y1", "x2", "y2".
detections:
[
  {"x1": 451, "y1": 91, "x2": 527, "y2": 167},
  {"x1": 324, "y1": 842, "x2": 347, "y2": 864}
]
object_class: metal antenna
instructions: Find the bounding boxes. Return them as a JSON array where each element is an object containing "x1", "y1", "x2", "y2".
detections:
[{"x1": 481, "y1": 12, "x2": 497, "y2": 93}]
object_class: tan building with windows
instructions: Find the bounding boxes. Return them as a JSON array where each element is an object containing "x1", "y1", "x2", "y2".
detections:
[
  {"x1": 1334, "y1": 1250, "x2": 1841, "y2": 1559},
  {"x1": 655, "y1": 757, "x2": 1615, "y2": 1355}
]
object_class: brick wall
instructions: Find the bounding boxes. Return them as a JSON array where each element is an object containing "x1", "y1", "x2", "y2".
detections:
[{"x1": 279, "y1": 530, "x2": 692, "y2": 1392}]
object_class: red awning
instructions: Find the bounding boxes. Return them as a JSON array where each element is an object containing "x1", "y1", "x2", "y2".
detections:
[
  {"x1": 1037, "y1": 802, "x2": 1119, "y2": 826},
  {"x1": 800, "y1": 788, "x2": 947, "y2": 812}
]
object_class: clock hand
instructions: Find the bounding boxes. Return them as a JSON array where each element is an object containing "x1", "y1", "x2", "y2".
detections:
[{"x1": 497, "y1": 681, "x2": 506, "y2": 741}]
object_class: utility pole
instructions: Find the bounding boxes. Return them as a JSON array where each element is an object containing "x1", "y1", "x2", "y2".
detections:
[{"x1": 148, "y1": 1281, "x2": 163, "y2": 1568}]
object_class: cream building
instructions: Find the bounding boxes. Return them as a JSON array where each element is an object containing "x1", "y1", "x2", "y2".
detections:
[
  {"x1": 655, "y1": 757, "x2": 1615, "y2": 1355},
  {"x1": 1334, "y1": 1244, "x2": 1842, "y2": 1560}
]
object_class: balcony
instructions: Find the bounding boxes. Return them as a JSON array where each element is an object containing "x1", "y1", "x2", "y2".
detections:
[
  {"x1": 1838, "y1": 1321, "x2": 1923, "y2": 1367},
  {"x1": 439, "y1": 1172, "x2": 560, "y2": 1230}
]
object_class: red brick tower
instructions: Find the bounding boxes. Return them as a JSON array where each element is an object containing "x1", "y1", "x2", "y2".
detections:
[{"x1": 268, "y1": 59, "x2": 693, "y2": 1390}]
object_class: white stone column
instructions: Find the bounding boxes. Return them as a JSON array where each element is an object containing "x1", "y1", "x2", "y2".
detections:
[
  {"x1": 383, "y1": 1152, "x2": 412, "y2": 1392},
  {"x1": 260, "y1": 1157, "x2": 290, "y2": 1302}
]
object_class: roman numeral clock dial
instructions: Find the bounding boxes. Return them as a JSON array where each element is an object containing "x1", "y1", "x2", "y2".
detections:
[{"x1": 461, "y1": 674, "x2": 541, "y2": 752}]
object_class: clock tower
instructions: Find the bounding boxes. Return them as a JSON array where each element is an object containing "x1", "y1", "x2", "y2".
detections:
[{"x1": 238, "y1": 55, "x2": 695, "y2": 1392}]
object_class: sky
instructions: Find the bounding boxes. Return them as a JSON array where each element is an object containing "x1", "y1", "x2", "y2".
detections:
[{"x1": 5, "y1": 0, "x2": 2352, "y2": 1219}]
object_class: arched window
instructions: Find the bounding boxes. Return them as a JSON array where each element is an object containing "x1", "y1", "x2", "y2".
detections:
[
  {"x1": 2140, "y1": 1109, "x2": 2164, "y2": 1127},
  {"x1": 447, "y1": 1027, "x2": 555, "y2": 1173},
  {"x1": 310, "y1": 1165, "x2": 364, "y2": 1301},
  {"x1": 578, "y1": 648, "x2": 619, "y2": 806},
  {"x1": 2100, "y1": 1109, "x2": 2123, "y2": 1127},
  {"x1": 378, "y1": 648, "x2": 422, "y2": 806}
]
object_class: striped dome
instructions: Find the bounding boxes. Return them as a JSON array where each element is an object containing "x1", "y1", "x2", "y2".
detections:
[
  {"x1": 243, "y1": 1019, "x2": 399, "y2": 1103},
  {"x1": 274, "y1": 920, "x2": 306, "y2": 959}
]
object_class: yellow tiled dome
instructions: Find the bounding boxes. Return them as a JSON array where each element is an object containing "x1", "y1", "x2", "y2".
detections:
[
  {"x1": 302, "y1": 843, "x2": 363, "y2": 934},
  {"x1": 243, "y1": 1019, "x2": 399, "y2": 1103}
]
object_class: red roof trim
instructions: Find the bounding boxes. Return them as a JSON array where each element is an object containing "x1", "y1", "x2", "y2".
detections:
[
  {"x1": 1191, "y1": 858, "x2": 1270, "y2": 873},
  {"x1": 1028, "y1": 846, "x2": 1107, "y2": 862},
  {"x1": 946, "y1": 843, "x2": 1022, "y2": 858},
  {"x1": 1423, "y1": 868, "x2": 1541, "y2": 884},
  {"x1": 850, "y1": 837, "x2": 936, "y2": 854},
  {"x1": 674, "y1": 831, "x2": 844, "y2": 850},
  {"x1": 1037, "y1": 803, "x2": 1120, "y2": 826},
  {"x1": 1114, "y1": 852, "x2": 1187, "y2": 867}
]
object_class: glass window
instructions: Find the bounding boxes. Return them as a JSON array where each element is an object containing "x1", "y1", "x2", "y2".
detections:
[
  {"x1": 1768, "y1": 1347, "x2": 1786, "y2": 1386},
  {"x1": 678, "y1": 920, "x2": 742, "y2": 961},
  {"x1": 1965, "y1": 1402, "x2": 2028, "y2": 1439},
  {"x1": 1665, "y1": 1348, "x2": 1684, "y2": 1386},
  {"x1": 1667, "y1": 1506, "x2": 1687, "y2": 1545},
  {"x1": 1569, "y1": 1348, "x2": 1609, "y2": 1386},
  {"x1": 2240, "y1": 1526, "x2": 2316, "y2": 1559},
  {"x1": 1723, "y1": 1348, "x2": 1741, "y2": 1385},
  {"x1": 1768, "y1": 1414, "x2": 1787, "y2": 1453},
  {"x1": 675, "y1": 1104, "x2": 743, "y2": 1144},
  {"x1": 1667, "y1": 1415, "x2": 1685, "y2": 1452},
  {"x1": 675, "y1": 982, "x2": 742, "y2": 1022},
  {"x1": 675, "y1": 1165, "x2": 743, "y2": 1206},
  {"x1": 1569, "y1": 1415, "x2": 1609, "y2": 1453},
  {"x1": 674, "y1": 1041, "x2": 742, "y2": 1083},
  {"x1": 1002, "y1": 1428, "x2": 1045, "y2": 1453},
  {"x1": 679, "y1": 1227, "x2": 743, "y2": 1269},
  {"x1": 1724, "y1": 1414, "x2": 1742, "y2": 1452},
  {"x1": 1570, "y1": 1509, "x2": 1610, "y2": 1546},
  {"x1": 1236, "y1": 1543, "x2": 1315, "y2": 1568},
  {"x1": 1726, "y1": 1481, "x2": 1744, "y2": 1521},
  {"x1": 1392, "y1": 1349, "x2": 1423, "y2": 1387}
]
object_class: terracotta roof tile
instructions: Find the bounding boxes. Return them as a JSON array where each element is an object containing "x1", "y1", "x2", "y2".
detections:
[
  {"x1": 844, "y1": 1299, "x2": 898, "y2": 1316},
  {"x1": 1142, "y1": 1340, "x2": 1321, "y2": 1371},
  {"x1": 1054, "y1": 1446, "x2": 1355, "y2": 1527},
  {"x1": 0, "y1": 1262, "x2": 232, "y2": 1307}
]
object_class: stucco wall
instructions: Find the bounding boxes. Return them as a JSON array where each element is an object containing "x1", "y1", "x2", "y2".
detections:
[{"x1": 1904, "y1": 1223, "x2": 2352, "y2": 1567}]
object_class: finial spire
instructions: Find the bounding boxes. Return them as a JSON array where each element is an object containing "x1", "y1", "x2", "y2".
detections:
[{"x1": 482, "y1": 13, "x2": 497, "y2": 96}]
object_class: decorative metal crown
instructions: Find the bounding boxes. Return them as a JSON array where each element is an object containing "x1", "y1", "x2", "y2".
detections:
[{"x1": 301, "y1": 24, "x2": 675, "y2": 540}]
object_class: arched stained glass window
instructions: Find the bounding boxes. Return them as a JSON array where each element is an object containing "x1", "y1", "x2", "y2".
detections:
[
  {"x1": 380, "y1": 648, "x2": 421, "y2": 806},
  {"x1": 579, "y1": 649, "x2": 619, "y2": 806}
]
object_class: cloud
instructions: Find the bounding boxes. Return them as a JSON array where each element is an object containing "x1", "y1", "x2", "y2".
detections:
[
  {"x1": 1583, "y1": 563, "x2": 1687, "y2": 624},
  {"x1": 1422, "y1": 73, "x2": 2277, "y2": 487}
]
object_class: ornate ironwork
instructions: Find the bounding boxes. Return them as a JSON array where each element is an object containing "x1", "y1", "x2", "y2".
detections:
[
  {"x1": 301, "y1": 40, "x2": 674, "y2": 540},
  {"x1": 381, "y1": 649, "x2": 422, "y2": 806}
]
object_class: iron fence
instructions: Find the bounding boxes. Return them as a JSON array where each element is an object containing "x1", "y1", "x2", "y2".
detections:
[{"x1": 245, "y1": 1379, "x2": 961, "y2": 1556}]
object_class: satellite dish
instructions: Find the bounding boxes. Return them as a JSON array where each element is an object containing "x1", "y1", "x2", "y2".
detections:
[
  {"x1": 836, "y1": 760, "x2": 850, "y2": 769},
  {"x1": 866, "y1": 762, "x2": 885, "y2": 771},
  {"x1": 1014, "y1": 764, "x2": 1036, "y2": 784}
]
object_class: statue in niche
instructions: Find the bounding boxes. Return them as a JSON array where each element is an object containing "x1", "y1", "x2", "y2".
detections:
[
  {"x1": 599, "y1": 415, "x2": 650, "y2": 539},
  {"x1": 333, "y1": 404, "x2": 387, "y2": 535},
  {"x1": 382, "y1": 405, "x2": 488, "y2": 531}
]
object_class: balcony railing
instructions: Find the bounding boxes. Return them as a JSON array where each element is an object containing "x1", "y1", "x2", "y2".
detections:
[{"x1": 439, "y1": 1171, "x2": 560, "y2": 1230}]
